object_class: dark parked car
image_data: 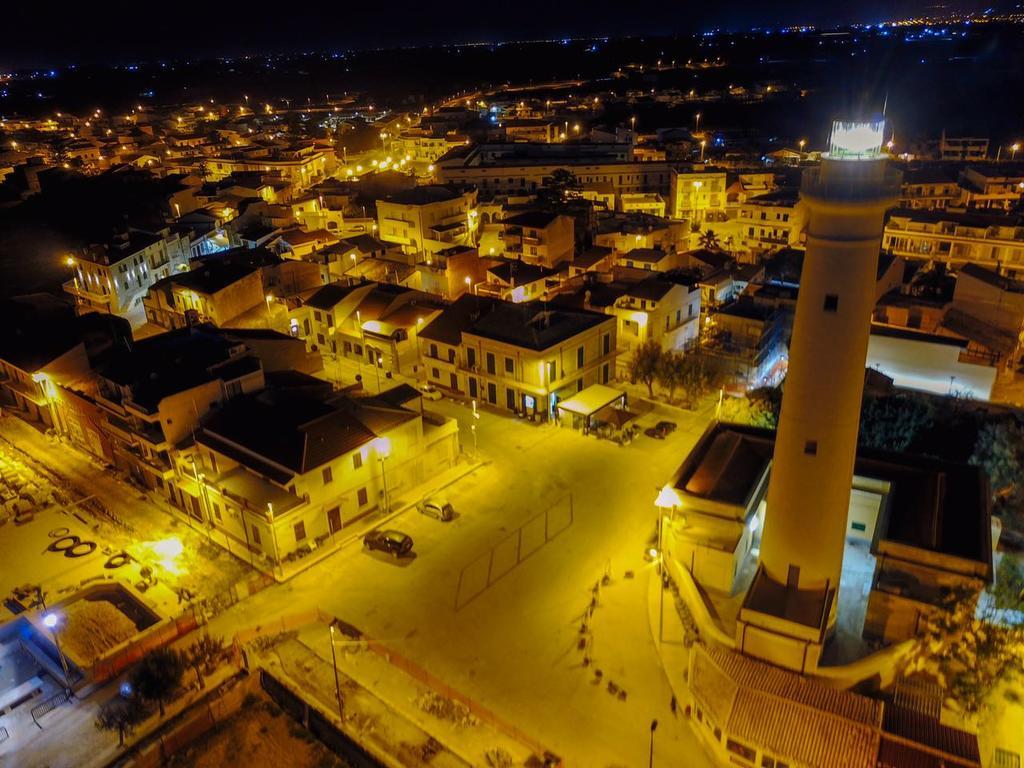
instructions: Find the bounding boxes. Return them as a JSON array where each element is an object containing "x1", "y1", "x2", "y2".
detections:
[
  {"x1": 363, "y1": 529, "x2": 414, "y2": 557},
  {"x1": 645, "y1": 420, "x2": 678, "y2": 439}
]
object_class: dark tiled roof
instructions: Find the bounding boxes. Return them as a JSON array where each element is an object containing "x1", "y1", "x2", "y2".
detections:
[
  {"x1": 486, "y1": 260, "x2": 556, "y2": 284},
  {"x1": 305, "y1": 283, "x2": 360, "y2": 310},
  {"x1": 199, "y1": 390, "x2": 377, "y2": 477},
  {"x1": 419, "y1": 294, "x2": 499, "y2": 346},
  {"x1": 160, "y1": 262, "x2": 257, "y2": 295},
  {"x1": 503, "y1": 210, "x2": 561, "y2": 229},
  {"x1": 383, "y1": 185, "x2": 465, "y2": 206},
  {"x1": 468, "y1": 301, "x2": 611, "y2": 351}
]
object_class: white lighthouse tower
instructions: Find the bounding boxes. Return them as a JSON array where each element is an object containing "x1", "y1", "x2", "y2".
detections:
[{"x1": 737, "y1": 121, "x2": 901, "y2": 672}]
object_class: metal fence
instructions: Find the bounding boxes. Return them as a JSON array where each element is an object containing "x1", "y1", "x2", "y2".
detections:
[{"x1": 454, "y1": 494, "x2": 573, "y2": 610}]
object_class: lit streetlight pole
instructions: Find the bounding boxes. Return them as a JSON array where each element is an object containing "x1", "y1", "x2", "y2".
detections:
[
  {"x1": 329, "y1": 625, "x2": 344, "y2": 720},
  {"x1": 1012, "y1": 143, "x2": 1020, "y2": 161},
  {"x1": 374, "y1": 438, "x2": 391, "y2": 513},
  {"x1": 264, "y1": 293, "x2": 274, "y2": 329},
  {"x1": 699, "y1": 140, "x2": 706, "y2": 162},
  {"x1": 799, "y1": 138, "x2": 806, "y2": 157},
  {"x1": 694, "y1": 112, "x2": 701, "y2": 133},
  {"x1": 43, "y1": 612, "x2": 73, "y2": 695}
]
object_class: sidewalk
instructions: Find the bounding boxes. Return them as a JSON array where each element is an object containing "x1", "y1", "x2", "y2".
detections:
[{"x1": 272, "y1": 456, "x2": 486, "y2": 582}]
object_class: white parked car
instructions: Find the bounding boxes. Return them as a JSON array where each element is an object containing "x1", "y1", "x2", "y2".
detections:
[
  {"x1": 418, "y1": 383, "x2": 443, "y2": 401},
  {"x1": 418, "y1": 496, "x2": 455, "y2": 521}
]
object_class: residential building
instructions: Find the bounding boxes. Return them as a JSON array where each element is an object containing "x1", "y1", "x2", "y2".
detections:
[
  {"x1": 143, "y1": 262, "x2": 265, "y2": 329},
  {"x1": 701, "y1": 297, "x2": 786, "y2": 390},
  {"x1": 64, "y1": 228, "x2": 191, "y2": 319},
  {"x1": 206, "y1": 149, "x2": 332, "y2": 190},
  {"x1": 376, "y1": 185, "x2": 478, "y2": 257},
  {"x1": 478, "y1": 260, "x2": 558, "y2": 303},
  {"x1": 500, "y1": 211, "x2": 574, "y2": 267},
  {"x1": 418, "y1": 295, "x2": 617, "y2": 419},
  {"x1": 898, "y1": 166, "x2": 960, "y2": 210},
  {"x1": 186, "y1": 385, "x2": 458, "y2": 564},
  {"x1": 939, "y1": 134, "x2": 988, "y2": 162},
  {"x1": 958, "y1": 165, "x2": 1024, "y2": 210},
  {"x1": 294, "y1": 282, "x2": 444, "y2": 377},
  {"x1": 435, "y1": 142, "x2": 671, "y2": 197},
  {"x1": 882, "y1": 208, "x2": 1024, "y2": 269},
  {"x1": 736, "y1": 188, "x2": 805, "y2": 256},
  {"x1": 670, "y1": 168, "x2": 728, "y2": 223}
]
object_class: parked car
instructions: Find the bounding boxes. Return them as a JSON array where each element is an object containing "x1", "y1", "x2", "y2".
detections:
[
  {"x1": 418, "y1": 496, "x2": 455, "y2": 521},
  {"x1": 363, "y1": 530, "x2": 414, "y2": 557},
  {"x1": 418, "y1": 383, "x2": 443, "y2": 401},
  {"x1": 645, "y1": 421, "x2": 677, "y2": 439}
]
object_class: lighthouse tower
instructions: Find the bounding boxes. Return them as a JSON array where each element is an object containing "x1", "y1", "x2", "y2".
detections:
[{"x1": 737, "y1": 121, "x2": 901, "y2": 672}]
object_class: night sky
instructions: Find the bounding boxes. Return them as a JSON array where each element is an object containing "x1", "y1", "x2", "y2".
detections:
[{"x1": 2, "y1": 0, "x2": 981, "y2": 68}]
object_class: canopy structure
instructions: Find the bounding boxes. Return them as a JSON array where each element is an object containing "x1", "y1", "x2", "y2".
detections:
[{"x1": 556, "y1": 384, "x2": 628, "y2": 432}]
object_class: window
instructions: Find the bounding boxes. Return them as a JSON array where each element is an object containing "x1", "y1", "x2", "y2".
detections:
[
  {"x1": 726, "y1": 739, "x2": 756, "y2": 762},
  {"x1": 577, "y1": 346, "x2": 584, "y2": 367},
  {"x1": 467, "y1": 348, "x2": 476, "y2": 368},
  {"x1": 432, "y1": 367, "x2": 440, "y2": 379},
  {"x1": 603, "y1": 333, "x2": 611, "y2": 355},
  {"x1": 506, "y1": 389, "x2": 515, "y2": 410},
  {"x1": 251, "y1": 526, "x2": 262, "y2": 545},
  {"x1": 322, "y1": 466, "x2": 333, "y2": 484},
  {"x1": 211, "y1": 502, "x2": 222, "y2": 522},
  {"x1": 505, "y1": 356, "x2": 514, "y2": 374},
  {"x1": 823, "y1": 294, "x2": 839, "y2": 312},
  {"x1": 314, "y1": 310, "x2": 322, "y2": 322},
  {"x1": 353, "y1": 452, "x2": 362, "y2": 470},
  {"x1": 761, "y1": 758, "x2": 776, "y2": 768},
  {"x1": 851, "y1": 521, "x2": 867, "y2": 532},
  {"x1": 448, "y1": 349, "x2": 455, "y2": 363},
  {"x1": 486, "y1": 352, "x2": 496, "y2": 374},
  {"x1": 357, "y1": 487, "x2": 368, "y2": 506},
  {"x1": 804, "y1": 440, "x2": 817, "y2": 456},
  {"x1": 487, "y1": 382, "x2": 497, "y2": 404},
  {"x1": 713, "y1": 727, "x2": 722, "y2": 742},
  {"x1": 294, "y1": 521, "x2": 306, "y2": 542},
  {"x1": 430, "y1": 343, "x2": 438, "y2": 359}
]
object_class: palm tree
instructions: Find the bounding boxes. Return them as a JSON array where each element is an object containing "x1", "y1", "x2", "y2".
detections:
[{"x1": 698, "y1": 229, "x2": 721, "y2": 251}]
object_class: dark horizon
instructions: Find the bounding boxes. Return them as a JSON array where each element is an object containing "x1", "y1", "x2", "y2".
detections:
[{"x1": 1, "y1": 0, "x2": 987, "y2": 69}]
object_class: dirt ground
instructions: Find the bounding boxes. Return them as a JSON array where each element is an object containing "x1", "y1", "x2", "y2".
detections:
[
  {"x1": 61, "y1": 599, "x2": 137, "y2": 666},
  {"x1": 168, "y1": 691, "x2": 348, "y2": 768}
]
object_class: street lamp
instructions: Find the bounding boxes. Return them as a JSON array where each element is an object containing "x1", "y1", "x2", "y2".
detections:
[
  {"x1": 694, "y1": 112, "x2": 701, "y2": 133},
  {"x1": 654, "y1": 485, "x2": 681, "y2": 642},
  {"x1": 699, "y1": 140, "x2": 706, "y2": 162},
  {"x1": 799, "y1": 138, "x2": 806, "y2": 155},
  {"x1": 328, "y1": 625, "x2": 344, "y2": 720},
  {"x1": 43, "y1": 612, "x2": 73, "y2": 694},
  {"x1": 374, "y1": 437, "x2": 391, "y2": 513},
  {"x1": 1013, "y1": 143, "x2": 1020, "y2": 161},
  {"x1": 649, "y1": 719, "x2": 658, "y2": 768},
  {"x1": 264, "y1": 294, "x2": 274, "y2": 328}
]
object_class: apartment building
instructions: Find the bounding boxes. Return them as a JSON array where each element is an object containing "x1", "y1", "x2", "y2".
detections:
[
  {"x1": 883, "y1": 208, "x2": 1024, "y2": 269},
  {"x1": 898, "y1": 166, "x2": 960, "y2": 210},
  {"x1": 143, "y1": 262, "x2": 265, "y2": 329},
  {"x1": 64, "y1": 228, "x2": 191, "y2": 319},
  {"x1": 736, "y1": 189, "x2": 806, "y2": 256},
  {"x1": 186, "y1": 385, "x2": 458, "y2": 565},
  {"x1": 376, "y1": 185, "x2": 479, "y2": 257},
  {"x1": 419, "y1": 295, "x2": 617, "y2": 420},
  {"x1": 295, "y1": 282, "x2": 444, "y2": 376},
  {"x1": 499, "y1": 211, "x2": 574, "y2": 267},
  {"x1": 669, "y1": 168, "x2": 728, "y2": 223},
  {"x1": 206, "y1": 149, "x2": 332, "y2": 190},
  {"x1": 435, "y1": 142, "x2": 671, "y2": 197},
  {"x1": 958, "y1": 165, "x2": 1024, "y2": 210}
]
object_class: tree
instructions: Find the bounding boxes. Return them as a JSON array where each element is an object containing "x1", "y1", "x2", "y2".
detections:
[
  {"x1": 630, "y1": 339, "x2": 663, "y2": 398},
  {"x1": 95, "y1": 696, "x2": 148, "y2": 746},
  {"x1": 183, "y1": 635, "x2": 226, "y2": 690},
  {"x1": 722, "y1": 386, "x2": 783, "y2": 428},
  {"x1": 971, "y1": 420, "x2": 1024, "y2": 503},
  {"x1": 678, "y1": 353, "x2": 717, "y2": 408},
  {"x1": 538, "y1": 169, "x2": 582, "y2": 210},
  {"x1": 990, "y1": 555, "x2": 1024, "y2": 613},
  {"x1": 908, "y1": 588, "x2": 1024, "y2": 715},
  {"x1": 698, "y1": 229, "x2": 721, "y2": 251},
  {"x1": 657, "y1": 351, "x2": 687, "y2": 402},
  {"x1": 131, "y1": 647, "x2": 185, "y2": 716},
  {"x1": 858, "y1": 393, "x2": 933, "y2": 452}
]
